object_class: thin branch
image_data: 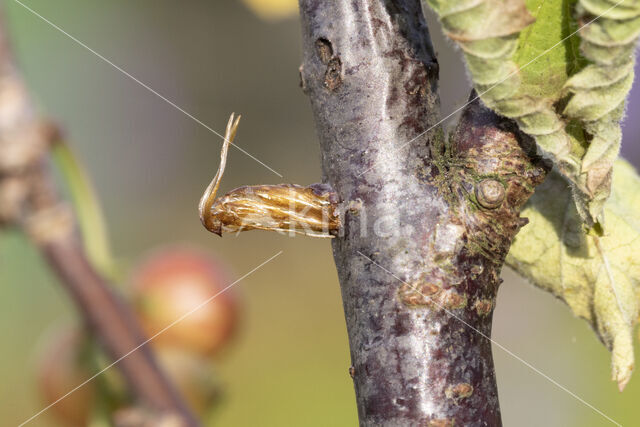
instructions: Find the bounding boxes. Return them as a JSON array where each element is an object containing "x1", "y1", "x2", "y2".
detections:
[
  {"x1": 39, "y1": 233, "x2": 198, "y2": 425},
  {"x1": 0, "y1": 12, "x2": 198, "y2": 426}
]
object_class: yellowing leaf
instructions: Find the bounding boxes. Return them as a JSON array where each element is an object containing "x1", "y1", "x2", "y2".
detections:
[
  {"x1": 241, "y1": 0, "x2": 298, "y2": 21},
  {"x1": 428, "y1": 0, "x2": 640, "y2": 227},
  {"x1": 506, "y1": 159, "x2": 640, "y2": 390}
]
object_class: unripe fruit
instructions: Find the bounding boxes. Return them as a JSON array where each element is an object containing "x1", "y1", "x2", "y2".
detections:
[
  {"x1": 36, "y1": 326, "x2": 95, "y2": 427},
  {"x1": 37, "y1": 326, "x2": 222, "y2": 425},
  {"x1": 131, "y1": 247, "x2": 238, "y2": 357}
]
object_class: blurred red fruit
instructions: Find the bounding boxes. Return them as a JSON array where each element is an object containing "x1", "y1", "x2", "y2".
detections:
[
  {"x1": 36, "y1": 326, "x2": 95, "y2": 427},
  {"x1": 131, "y1": 247, "x2": 238, "y2": 357}
]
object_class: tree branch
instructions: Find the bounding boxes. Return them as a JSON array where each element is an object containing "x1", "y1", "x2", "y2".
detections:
[
  {"x1": 0, "y1": 14, "x2": 198, "y2": 426},
  {"x1": 299, "y1": 1, "x2": 547, "y2": 425}
]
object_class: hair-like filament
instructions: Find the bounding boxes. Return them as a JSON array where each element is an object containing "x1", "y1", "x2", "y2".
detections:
[{"x1": 198, "y1": 113, "x2": 241, "y2": 231}]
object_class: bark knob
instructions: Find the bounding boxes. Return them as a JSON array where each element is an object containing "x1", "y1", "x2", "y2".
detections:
[{"x1": 476, "y1": 179, "x2": 505, "y2": 209}]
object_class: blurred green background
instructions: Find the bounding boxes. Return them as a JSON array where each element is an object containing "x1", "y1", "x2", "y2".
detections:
[{"x1": 0, "y1": 0, "x2": 639, "y2": 425}]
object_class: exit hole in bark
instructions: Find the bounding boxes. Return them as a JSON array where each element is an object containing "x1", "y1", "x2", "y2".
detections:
[
  {"x1": 315, "y1": 38, "x2": 333, "y2": 64},
  {"x1": 314, "y1": 37, "x2": 342, "y2": 91},
  {"x1": 324, "y1": 57, "x2": 342, "y2": 91}
]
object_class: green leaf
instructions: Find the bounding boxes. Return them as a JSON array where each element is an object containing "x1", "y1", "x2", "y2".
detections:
[
  {"x1": 427, "y1": 0, "x2": 640, "y2": 227},
  {"x1": 506, "y1": 159, "x2": 640, "y2": 390},
  {"x1": 513, "y1": 0, "x2": 587, "y2": 98},
  {"x1": 52, "y1": 141, "x2": 116, "y2": 279}
]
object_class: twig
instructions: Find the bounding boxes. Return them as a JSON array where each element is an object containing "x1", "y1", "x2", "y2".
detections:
[{"x1": 0, "y1": 11, "x2": 198, "y2": 426}]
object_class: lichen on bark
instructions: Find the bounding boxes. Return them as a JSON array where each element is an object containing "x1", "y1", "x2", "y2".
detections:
[{"x1": 298, "y1": 1, "x2": 548, "y2": 425}]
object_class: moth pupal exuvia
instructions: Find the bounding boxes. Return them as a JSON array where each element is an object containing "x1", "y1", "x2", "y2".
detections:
[{"x1": 198, "y1": 114, "x2": 340, "y2": 238}]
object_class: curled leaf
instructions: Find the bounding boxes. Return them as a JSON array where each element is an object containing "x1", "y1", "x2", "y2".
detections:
[
  {"x1": 428, "y1": 0, "x2": 640, "y2": 227},
  {"x1": 506, "y1": 159, "x2": 640, "y2": 390}
]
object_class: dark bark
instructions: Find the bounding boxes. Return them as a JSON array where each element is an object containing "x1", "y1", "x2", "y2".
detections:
[{"x1": 299, "y1": 1, "x2": 547, "y2": 425}]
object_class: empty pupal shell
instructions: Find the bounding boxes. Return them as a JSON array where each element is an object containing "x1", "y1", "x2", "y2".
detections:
[{"x1": 198, "y1": 114, "x2": 340, "y2": 238}]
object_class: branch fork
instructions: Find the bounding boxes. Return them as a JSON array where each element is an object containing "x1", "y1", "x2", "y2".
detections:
[{"x1": 195, "y1": 1, "x2": 549, "y2": 425}]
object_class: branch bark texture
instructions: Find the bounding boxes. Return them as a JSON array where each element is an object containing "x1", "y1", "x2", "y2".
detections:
[{"x1": 299, "y1": 1, "x2": 547, "y2": 425}]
